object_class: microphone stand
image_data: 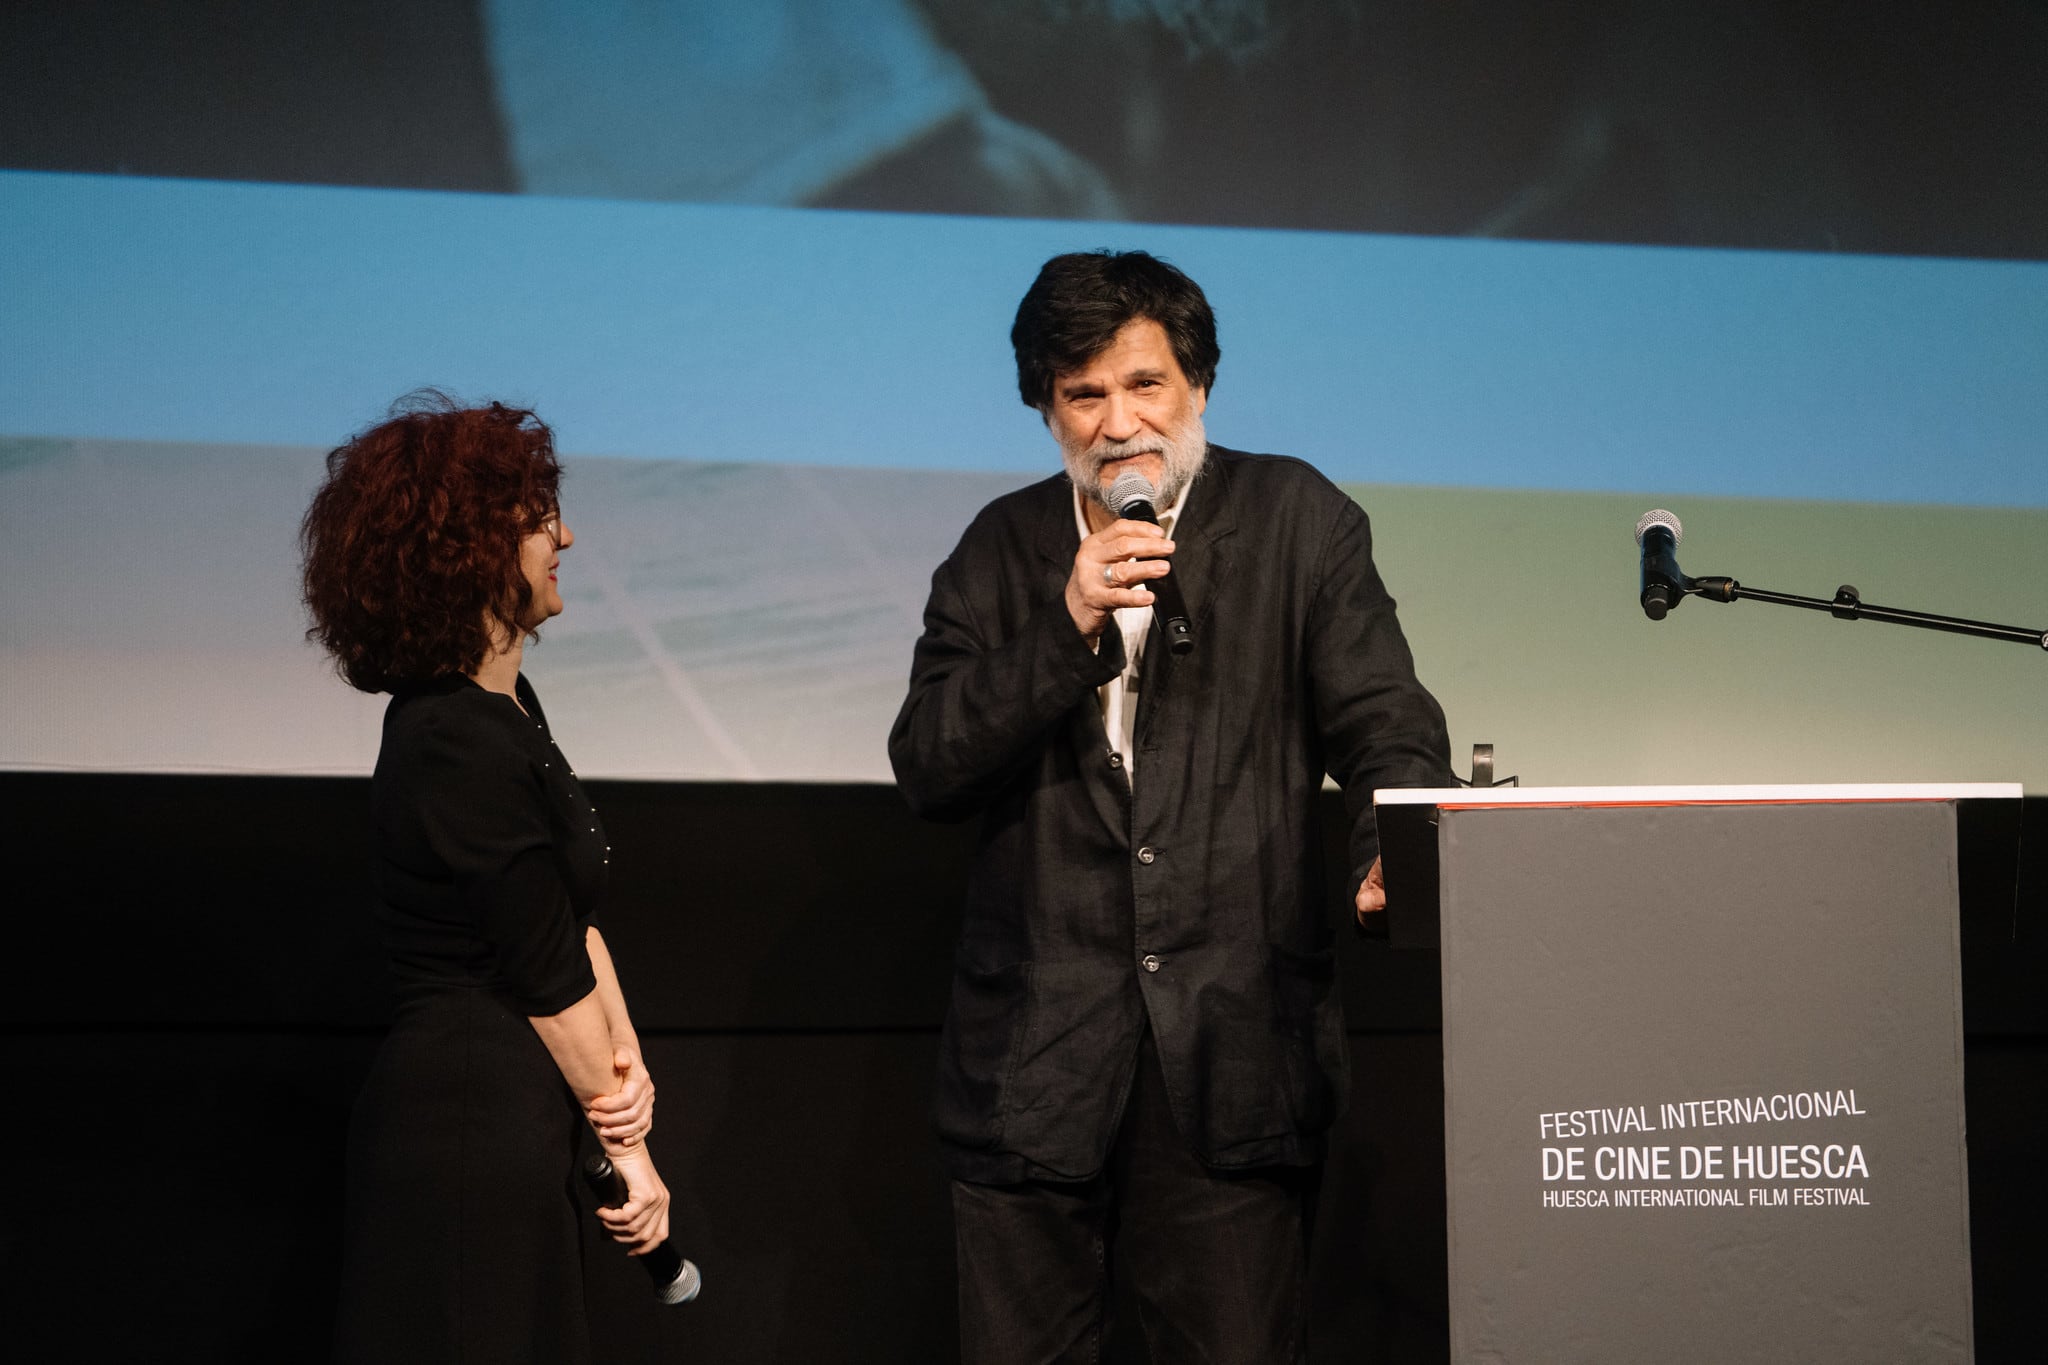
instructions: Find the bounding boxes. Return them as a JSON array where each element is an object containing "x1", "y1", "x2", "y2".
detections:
[{"x1": 1681, "y1": 576, "x2": 2048, "y2": 650}]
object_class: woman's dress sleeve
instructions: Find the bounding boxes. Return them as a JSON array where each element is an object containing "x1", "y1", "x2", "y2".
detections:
[{"x1": 410, "y1": 705, "x2": 598, "y2": 1016}]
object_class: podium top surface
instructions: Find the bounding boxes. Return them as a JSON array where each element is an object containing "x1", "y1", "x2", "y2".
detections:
[{"x1": 1374, "y1": 782, "x2": 2023, "y2": 807}]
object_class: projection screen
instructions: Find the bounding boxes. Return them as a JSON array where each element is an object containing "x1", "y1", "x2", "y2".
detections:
[{"x1": 4, "y1": 1, "x2": 2045, "y2": 787}]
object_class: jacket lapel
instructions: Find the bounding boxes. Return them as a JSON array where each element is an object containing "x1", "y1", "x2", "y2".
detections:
[
  {"x1": 1135, "y1": 450, "x2": 1238, "y2": 744},
  {"x1": 1037, "y1": 478, "x2": 1132, "y2": 835},
  {"x1": 1034, "y1": 478, "x2": 1115, "y2": 758}
]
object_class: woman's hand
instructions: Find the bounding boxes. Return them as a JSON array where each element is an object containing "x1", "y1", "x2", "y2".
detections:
[
  {"x1": 597, "y1": 1144, "x2": 672, "y2": 1256},
  {"x1": 585, "y1": 1046, "x2": 656, "y2": 1145}
]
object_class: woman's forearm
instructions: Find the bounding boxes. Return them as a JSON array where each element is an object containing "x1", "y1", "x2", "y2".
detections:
[
  {"x1": 579, "y1": 925, "x2": 659, "y2": 1145},
  {"x1": 538, "y1": 927, "x2": 657, "y2": 1151},
  {"x1": 584, "y1": 925, "x2": 641, "y2": 1053},
  {"x1": 528, "y1": 989, "x2": 626, "y2": 1105}
]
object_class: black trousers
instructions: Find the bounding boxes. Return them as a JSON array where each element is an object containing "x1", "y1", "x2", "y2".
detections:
[{"x1": 951, "y1": 1029, "x2": 1318, "y2": 1365}]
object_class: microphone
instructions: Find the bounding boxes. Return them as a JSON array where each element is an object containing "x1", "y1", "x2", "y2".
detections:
[
  {"x1": 1635, "y1": 509, "x2": 1688, "y2": 621},
  {"x1": 1107, "y1": 470, "x2": 1195, "y2": 655},
  {"x1": 581, "y1": 1153, "x2": 702, "y2": 1304}
]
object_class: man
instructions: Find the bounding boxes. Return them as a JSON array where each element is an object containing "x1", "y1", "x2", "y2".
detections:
[{"x1": 889, "y1": 251, "x2": 1452, "y2": 1363}]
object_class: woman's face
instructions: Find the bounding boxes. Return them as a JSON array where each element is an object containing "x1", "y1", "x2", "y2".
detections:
[{"x1": 518, "y1": 509, "x2": 573, "y2": 629}]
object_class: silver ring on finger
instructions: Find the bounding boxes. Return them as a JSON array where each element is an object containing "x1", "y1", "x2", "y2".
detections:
[{"x1": 1102, "y1": 562, "x2": 1119, "y2": 587}]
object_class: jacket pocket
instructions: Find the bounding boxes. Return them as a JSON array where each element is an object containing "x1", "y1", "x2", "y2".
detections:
[
  {"x1": 1270, "y1": 944, "x2": 1344, "y2": 1132},
  {"x1": 933, "y1": 959, "x2": 1035, "y2": 1151}
]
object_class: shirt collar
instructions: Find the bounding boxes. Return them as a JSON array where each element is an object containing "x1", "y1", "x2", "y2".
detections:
[{"x1": 1072, "y1": 473, "x2": 1193, "y2": 544}]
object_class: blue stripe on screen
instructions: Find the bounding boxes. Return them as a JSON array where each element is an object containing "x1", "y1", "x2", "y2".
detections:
[{"x1": 3, "y1": 170, "x2": 2043, "y2": 505}]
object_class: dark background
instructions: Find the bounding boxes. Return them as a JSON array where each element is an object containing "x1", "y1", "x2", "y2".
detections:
[{"x1": 2, "y1": 775, "x2": 2041, "y2": 1361}]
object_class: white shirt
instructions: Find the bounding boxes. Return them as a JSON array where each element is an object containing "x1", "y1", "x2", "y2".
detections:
[{"x1": 1073, "y1": 478, "x2": 1192, "y2": 779}]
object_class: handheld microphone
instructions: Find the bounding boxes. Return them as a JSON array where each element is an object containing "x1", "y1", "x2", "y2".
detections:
[
  {"x1": 581, "y1": 1153, "x2": 702, "y2": 1304},
  {"x1": 1107, "y1": 470, "x2": 1195, "y2": 655},
  {"x1": 1635, "y1": 509, "x2": 1688, "y2": 621}
]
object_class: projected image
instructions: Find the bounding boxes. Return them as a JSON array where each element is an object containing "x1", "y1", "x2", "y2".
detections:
[
  {"x1": 4, "y1": 6, "x2": 2047, "y2": 787},
  {"x1": 4, "y1": 1, "x2": 2046, "y2": 258},
  {"x1": 6, "y1": 170, "x2": 2047, "y2": 785}
]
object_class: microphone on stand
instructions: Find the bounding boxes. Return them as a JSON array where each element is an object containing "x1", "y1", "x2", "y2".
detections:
[
  {"x1": 1108, "y1": 470, "x2": 1195, "y2": 655},
  {"x1": 1628, "y1": 508, "x2": 2047, "y2": 647},
  {"x1": 1635, "y1": 509, "x2": 1689, "y2": 620},
  {"x1": 581, "y1": 1153, "x2": 702, "y2": 1304}
]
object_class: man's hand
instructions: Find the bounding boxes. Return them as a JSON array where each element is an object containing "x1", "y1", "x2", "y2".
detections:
[
  {"x1": 586, "y1": 1046, "x2": 656, "y2": 1145},
  {"x1": 1354, "y1": 856, "x2": 1387, "y2": 924},
  {"x1": 1065, "y1": 519, "x2": 1176, "y2": 640}
]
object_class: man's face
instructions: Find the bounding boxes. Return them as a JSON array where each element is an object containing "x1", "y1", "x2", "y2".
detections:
[{"x1": 1046, "y1": 318, "x2": 1209, "y2": 513}]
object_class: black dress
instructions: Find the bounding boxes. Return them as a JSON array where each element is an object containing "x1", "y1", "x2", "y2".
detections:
[{"x1": 334, "y1": 673, "x2": 609, "y2": 1364}]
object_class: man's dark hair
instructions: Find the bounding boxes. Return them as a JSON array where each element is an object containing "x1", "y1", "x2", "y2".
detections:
[{"x1": 1010, "y1": 250, "x2": 1220, "y2": 410}]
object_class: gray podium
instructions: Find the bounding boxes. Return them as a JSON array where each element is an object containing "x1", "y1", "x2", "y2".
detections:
[{"x1": 1373, "y1": 783, "x2": 2015, "y2": 1365}]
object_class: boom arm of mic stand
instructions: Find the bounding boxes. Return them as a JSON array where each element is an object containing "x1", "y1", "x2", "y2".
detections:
[{"x1": 1680, "y1": 575, "x2": 2048, "y2": 650}]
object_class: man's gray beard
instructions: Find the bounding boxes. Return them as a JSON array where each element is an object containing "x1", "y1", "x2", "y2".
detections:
[{"x1": 1061, "y1": 411, "x2": 1209, "y2": 514}]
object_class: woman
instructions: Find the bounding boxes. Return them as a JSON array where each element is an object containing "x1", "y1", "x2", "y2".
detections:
[{"x1": 304, "y1": 394, "x2": 669, "y2": 1363}]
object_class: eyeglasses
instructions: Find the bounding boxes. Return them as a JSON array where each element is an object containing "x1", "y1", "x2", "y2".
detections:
[{"x1": 534, "y1": 510, "x2": 563, "y2": 545}]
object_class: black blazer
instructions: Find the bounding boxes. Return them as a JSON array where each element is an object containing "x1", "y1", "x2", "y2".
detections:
[{"x1": 889, "y1": 447, "x2": 1452, "y2": 1182}]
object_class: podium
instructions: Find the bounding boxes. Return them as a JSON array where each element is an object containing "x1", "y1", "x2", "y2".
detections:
[{"x1": 1373, "y1": 784, "x2": 2017, "y2": 1364}]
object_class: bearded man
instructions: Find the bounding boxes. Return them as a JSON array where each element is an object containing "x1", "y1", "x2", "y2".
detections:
[{"x1": 889, "y1": 250, "x2": 1452, "y2": 1363}]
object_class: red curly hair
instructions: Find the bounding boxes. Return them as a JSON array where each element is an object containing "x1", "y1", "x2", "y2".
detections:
[{"x1": 301, "y1": 391, "x2": 563, "y2": 693}]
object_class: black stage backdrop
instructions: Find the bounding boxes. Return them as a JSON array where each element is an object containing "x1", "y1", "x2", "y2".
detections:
[{"x1": 2, "y1": 774, "x2": 2042, "y2": 1362}]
